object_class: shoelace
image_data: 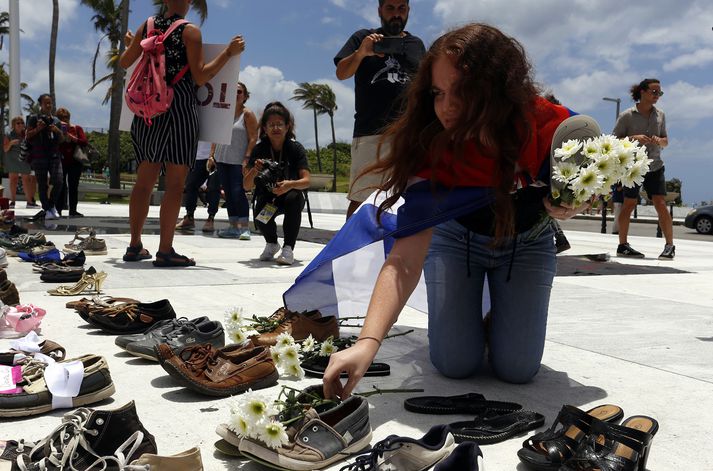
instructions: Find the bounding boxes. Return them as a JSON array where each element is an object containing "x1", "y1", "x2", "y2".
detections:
[
  {"x1": 18, "y1": 412, "x2": 147, "y2": 471},
  {"x1": 339, "y1": 438, "x2": 405, "y2": 471},
  {"x1": 181, "y1": 344, "x2": 220, "y2": 372}
]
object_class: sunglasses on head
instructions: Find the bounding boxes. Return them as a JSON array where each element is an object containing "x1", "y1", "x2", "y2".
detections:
[{"x1": 648, "y1": 89, "x2": 664, "y2": 97}]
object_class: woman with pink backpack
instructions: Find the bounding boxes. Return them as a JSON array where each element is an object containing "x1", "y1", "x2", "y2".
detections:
[{"x1": 119, "y1": 0, "x2": 244, "y2": 267}]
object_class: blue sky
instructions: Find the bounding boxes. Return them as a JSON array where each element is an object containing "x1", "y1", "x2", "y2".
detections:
[{"x1": 3, "y1": 0, "x2": 713, "y2": 204}]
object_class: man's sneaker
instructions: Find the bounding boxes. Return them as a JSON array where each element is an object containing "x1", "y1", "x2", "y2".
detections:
[
  {"x1": 259, "y1": 242, "x2": 281, "y2": 261},
  {"x1": 115, "y1": 316, "x2": 208, "y2": 350},
  {"x1": 175, "y1": 215, "x2": 195, "y2": 230},
  {"x1": 616, "y1": 243, "x2": 645, "y2": 258},
  {"x1": 44, "y1": 207, "x2": 60, "y2": 220},
  {"x1": 434, "y1": 442, "x2": 484, "y2": 470},
  {"x1": 239, "y1": 228, "x2": 251, "y2": 240},
  {"x1": 240, "y1": 392, "x2": 372, "y2": 470},
  {"x1": 276, "y1": 246, "x2": 294, "y2": 265},
  {"x1": 125, "y1": 319, "x2": 225, "y2": 361},
  {"x1": 10, "y1": 401, "x2": 157, "y2": 469},
  {"x1": 65, "y1": 232, "x2": 108, "y2": 256},
  {"x1": 341, "y1": 425, "x2": 457, "y2": 471},
  {"x1": 658, "y1": 244, "x2": 675, "y2": 260},
  {"x1": 217, "y1": 226, "x2": 241, "y2": 238}
]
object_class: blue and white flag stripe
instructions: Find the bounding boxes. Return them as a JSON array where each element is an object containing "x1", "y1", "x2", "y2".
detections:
[{"x1": 283, "y1": 179, "x2": 495, "y2": 317}]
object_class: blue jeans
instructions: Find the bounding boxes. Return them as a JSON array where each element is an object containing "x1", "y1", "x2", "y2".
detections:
[
  {"x1": 424, "y1": 218, "x2": 556, "y2": 384},
  {"x1": 217, "y1": 162, "x2": 249, "y2": 224}
]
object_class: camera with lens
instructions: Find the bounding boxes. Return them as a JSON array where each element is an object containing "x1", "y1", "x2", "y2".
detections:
[
  {"x1": 254, "y1": 159, "x2": 285, "y2": 192},
  {"x1": 38, "y1": 115, "x2": 54, "y2": 126}
]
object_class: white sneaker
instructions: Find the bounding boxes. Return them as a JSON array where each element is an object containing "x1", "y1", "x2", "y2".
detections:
[
  {"x1": 45, "y1": 207, "x2": 60, "y2": 220},
  {"x1": 259, "y1": 243, "x2": 281, "y2": 261},
  {"x1": 276, "y1": 246, "x2": 294, "y2": 265}
]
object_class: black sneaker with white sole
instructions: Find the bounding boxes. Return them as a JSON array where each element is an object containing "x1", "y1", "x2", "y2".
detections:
[
  {"x1": 616, "y1": 243, "x2": 645, "y2": 258},
  {"x1": 125, "y1": 319, "x2": 225, "y2": 361},
  {"x1": 658, "y1": 244, "x2": 675, "y2": 260}
]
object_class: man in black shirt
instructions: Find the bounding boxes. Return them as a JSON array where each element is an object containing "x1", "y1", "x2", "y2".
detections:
[{"x1": 334, "y1": 0, "x2": 425, "y2": 217}]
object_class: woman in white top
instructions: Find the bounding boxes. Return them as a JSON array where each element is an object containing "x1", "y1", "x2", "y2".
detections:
[{"x1": 211, "y1": 82, "x2": 258, "y2": 239}]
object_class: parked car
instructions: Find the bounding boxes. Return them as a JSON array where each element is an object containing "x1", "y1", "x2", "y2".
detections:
[{"x1": 684, "y1": 205, "x2": 713, "y2": 234}]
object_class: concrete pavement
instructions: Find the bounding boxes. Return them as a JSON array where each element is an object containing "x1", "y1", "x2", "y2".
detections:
[{"x1": 1, "y1": 199, "x2": 711, "y2": 470}]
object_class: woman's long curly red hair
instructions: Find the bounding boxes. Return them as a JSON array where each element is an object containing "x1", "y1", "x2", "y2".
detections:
[{"x1": 366, "y1": 23, "x2": 539, "y2": 242}]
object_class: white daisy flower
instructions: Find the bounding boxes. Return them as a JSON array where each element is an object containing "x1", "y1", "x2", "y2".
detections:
[
  {"x1": 275, "y1": 332, "x2": 296, "y2": 348},
  {"x1": 554, "y1": 139, "x2": 582, "y2": 161},
  {"x1": 595, "y1": 135, "x2": 619, "y2": 158},
  {"x1": 620, "y1": 161, "x2": 648, "y2": 188},
  {"x1": 270, "y1": 347, "x2": 282, "y2": 365},
  {"x1": 279, "y1": 345, "x2": 301, "y2": 365},
  {"x1": 552, "y1": 162, "x2": 579, "y2": 183},
  {"x1": 284, "y1": 362, "x2": 305, "y2": 379},
  {"x1": 582, "y1": 138, "x2": 600, "y2": 160},
  {"x1": 301, "y1": 335, "x2": 316, "y2": 353},
  {"x1": 258, "y1": 421, "x2": 289, "y2": 450},
  {"x1": 240, "y1": 391, "x2": 274, "y2": 423},
  {"x1": 551, "y1": 188, "x2": 561, "y2": 200},
  {"x1": 229, "y1": 413, "x2": 253, "y2": 438},
  {"x1": 319, "y1": 338, "x2": 338, "y2": 357},
  {"x1": 593, "y1": 154, "x2": 618, "y2": 178},
  {"x1": 229, "y1": 329, "x2": 247, "y2": 344},
  {"x1": 571, "y1": 164, "x2": 604, "y2": 195},
  {"x1": 225, "y1": 307, "x2": 243, "y2": 325}
]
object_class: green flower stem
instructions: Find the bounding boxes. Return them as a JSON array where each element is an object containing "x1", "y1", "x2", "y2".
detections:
[
  {"x1": 383, "y1": 329, "x2": 414, "y2": 340},
  {"x1": 338, "y1": 316, "x2": 366, "y2": 321},
  {"x1": 355, "y1": 386, "x2": 424, "y2": 398}
]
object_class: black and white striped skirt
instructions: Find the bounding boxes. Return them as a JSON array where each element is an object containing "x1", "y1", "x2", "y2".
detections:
[{"x1": 130, "y1": 78, "x2": 199, "y2": 167}]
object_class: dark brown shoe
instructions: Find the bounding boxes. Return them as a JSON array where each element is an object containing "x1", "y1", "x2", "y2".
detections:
[
  {"x1": 156, "y1": 343, "x2": 277, "y2": 397},
  {"x1": 250, "y1": 311, "x2": 339, "y2": 346},
  {"x1": 0, "y1": 279, "x2": 19, "y2": 305}
]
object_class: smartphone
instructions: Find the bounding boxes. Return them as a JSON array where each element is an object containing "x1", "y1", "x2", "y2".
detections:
[{"x1": 373, "y1": 36, "x2": 405, "y2": 55}]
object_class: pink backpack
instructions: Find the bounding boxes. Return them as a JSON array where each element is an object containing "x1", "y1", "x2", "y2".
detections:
[{"x1": 125, "y1": 16, "x2": 190, "y2": 125}]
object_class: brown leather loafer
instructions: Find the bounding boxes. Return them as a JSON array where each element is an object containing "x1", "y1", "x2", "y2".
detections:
[
  {"x1": 156, "y1": 343, "x2": 277, "y2": 397},
  {"x1": 250, "y1": 311, "x2": 339, "y2": 346}
]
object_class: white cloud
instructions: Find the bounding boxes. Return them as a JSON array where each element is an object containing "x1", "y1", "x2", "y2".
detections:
[
  {"x1": 239, "y1": 65, "x2": 356, "y2": 149},
  {"x1": 664, "y1": 49, "x2": 713, "y2": 72},
  {"x1": 0, "y1": 0, "x2": 81, "y2": 40}
]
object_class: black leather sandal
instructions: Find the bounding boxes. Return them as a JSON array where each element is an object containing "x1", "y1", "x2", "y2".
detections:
[
  {"x1": 123, "y1": 243, "x2": 152, "y2": 262},
  {"x1": 560, "y1": 415, "x2": 658, "y2": 471},
  {"x1": 517, "y1": 404, "x2": 624, "y2": 470},
  {"x1": 449, "y1": 410, "x2": 545, "y2": 445},
  {"x1": 404, "y1": 393, "x2": 522, "y2": 416},
  {"x1": 152, "y1": 248, "x2": 195, "y2": 267}
]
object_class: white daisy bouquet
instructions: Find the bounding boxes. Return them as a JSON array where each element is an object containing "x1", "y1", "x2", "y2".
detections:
[
  {"x1": 551, "y1": 135, "x2": 652, "y2": 207},
  {"x1": 228, "y1": 386, "x2": 337, "y2": 449}
]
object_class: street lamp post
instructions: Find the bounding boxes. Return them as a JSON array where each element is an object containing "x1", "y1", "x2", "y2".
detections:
[{"x1": 600, "y1": 97, "x2": 622, "y2": 233}]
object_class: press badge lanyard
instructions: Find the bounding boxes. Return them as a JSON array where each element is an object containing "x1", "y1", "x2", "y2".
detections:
[{"x1": 256, "y1": 145, "x2": 285, "y2": 225}]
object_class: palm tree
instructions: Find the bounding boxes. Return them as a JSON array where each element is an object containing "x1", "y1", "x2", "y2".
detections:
[
  {"x1": 291, "y1": 83, "x2": 324, "y2": 172},
  {"x1": 0, "y1": 11, "x2": 9, "y2": 50},
  {"x1": 49, "y1": 0, "x2": 59, "y2": 107},
  {"x1": 315, "y1": 84, "x2": 339, "y2": 191}
]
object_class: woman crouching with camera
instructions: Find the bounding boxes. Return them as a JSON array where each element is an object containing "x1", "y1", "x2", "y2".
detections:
[{"x1": 244, "y1": 102, "x2": 311, "y2": 265}]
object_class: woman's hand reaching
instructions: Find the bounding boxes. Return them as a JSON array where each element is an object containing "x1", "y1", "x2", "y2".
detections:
[{"x1": 322, "y1": 340, "x2": 380, "y2": 400}]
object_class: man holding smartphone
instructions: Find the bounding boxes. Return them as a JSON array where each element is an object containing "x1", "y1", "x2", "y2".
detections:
[{"x1": 334, "y1": 0, "x2": 425, "y2": 218}]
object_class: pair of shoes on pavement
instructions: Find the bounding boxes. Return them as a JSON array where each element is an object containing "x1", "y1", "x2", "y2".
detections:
[
  {"x1": 617, "y1": 243, "x2": 675, "y2": 260},
  {"x1": 260, "y1": 243, "x2": 295, "y2": 265},
  {"x1": 217, "y1": 226, "x2": 251, "y2": 240}
]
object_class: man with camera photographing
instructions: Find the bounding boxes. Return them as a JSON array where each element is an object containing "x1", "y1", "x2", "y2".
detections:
[
  {"x1": 24, "y1": 93, "x2": 65, "y2": 220},
  {"x1": 334, "y1": 0, "x2": 425, "y2": 218}
]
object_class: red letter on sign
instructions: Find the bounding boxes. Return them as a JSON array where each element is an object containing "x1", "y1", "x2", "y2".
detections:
[
  {"x1": 213, "y1": 83, "x2": 231, "y2": 109},
  {"x1": 196, "y1": 83, "x2": 214, "y2": 107}
]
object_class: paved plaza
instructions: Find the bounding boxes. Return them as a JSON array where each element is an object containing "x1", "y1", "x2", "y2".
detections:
[{"x1": 1, "y1": 198, "x2": 711, "y2": 470}]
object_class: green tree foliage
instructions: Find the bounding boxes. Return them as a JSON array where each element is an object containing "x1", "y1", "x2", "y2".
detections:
[
  {"x1": 292, "y1": 82, "x2": 324, "y2": 172},
  {"x1": 85, "y1": 130, "x2": 135, "y2": 173},
  {"x1": 666, "y1": 177, "x2": 682, "y2": 205}
]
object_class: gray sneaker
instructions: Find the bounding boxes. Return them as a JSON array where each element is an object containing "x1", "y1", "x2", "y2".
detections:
[
  {"x1": 658, "y1": 244, "x2": 675, "y2": 260},
  {"x1": 114, "y1": 316, "x2": 208, "y2": 350},
  {"x1": 125, "y1": 319, "x2": 225, "y2": 361},
  {"x1": 240, "y1": 394, "x2": 372, "y2": 470},
  {"x1": 340, "y1": 425, "x2": 457, "y2": 471}
]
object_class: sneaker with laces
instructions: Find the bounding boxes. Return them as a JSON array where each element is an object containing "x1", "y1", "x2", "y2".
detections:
[
  {"x1": 125, "y1": 318, "x2": 225, "y2": 361},
  {"x1": 616, "y1": 243, "x2": 645, "y2": 258},
  {"x1": 340, "y1": 425, "x2": 457, "y2": 471},
  {"x1": 217, "y1": 226, "x2": 241, "y2": 238},
  {"x1": 44, "y1": 207, "x2": 60, "y2": 220},
  {"x1": 259, "y1": 242, "x2": 281, "y2": 261},
  {"x1": 239, "y1": 228, "x2": 251, "y2": 240},
  {"x1": 433, "y1": 442, "x2": 484, "y2": 470},
  {"x1": 276, "y1": 246, "x2": 294, "y2": 265},
  {"x1": 658, "y1": 244, "x2": 675, "y2": 260}
]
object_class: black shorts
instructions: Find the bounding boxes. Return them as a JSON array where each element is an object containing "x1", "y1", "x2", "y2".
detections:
[{"x1": 623, "y1": 166, "x2": 666, "y2": 199}]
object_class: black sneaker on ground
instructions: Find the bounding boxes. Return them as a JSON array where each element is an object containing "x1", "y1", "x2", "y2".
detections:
[
  {"x1": 115, "y1": 316, "x2": 207, "y2": 349},
  {"x1": 30, "y1": 209, "x2": 46, "y2": 221},
  {"x1": 125, "y1": 319, "x2": 225, "y2": 361},
  {"x1": 658, "y1": 244, "x2": 675, "y2": 260},
  {"x1": 616, "y1": 243, "x2": 645, "y2": 258}
]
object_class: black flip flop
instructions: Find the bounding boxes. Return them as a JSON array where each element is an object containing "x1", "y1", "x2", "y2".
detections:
[
  {"x1": 123, "y1": 244, "x2": 152, "y2": 262},
  {"x1": 449, "y1": 410, "x2": 545, "y2": 445},
  {"x1": 301, "y1": 356, "x2": 390, "y2": 378},
  {"x1": 404, "y1": 393, "x2": 522, "y2": 415},
  {"x1": 152, "y1": 248, "x2": 195, "y2": 267}
]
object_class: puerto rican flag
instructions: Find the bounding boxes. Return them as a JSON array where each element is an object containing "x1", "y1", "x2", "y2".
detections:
[{"x1": 283, "y1": 99, "x2": 574, "y2": 317}]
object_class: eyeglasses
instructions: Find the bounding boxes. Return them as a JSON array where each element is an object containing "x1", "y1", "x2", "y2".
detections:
[
  {"x1": 267, "y1": 123, "x2": 285, "y2": 129},
  {"x1": 648, "y1": 89, "x2": 664, "y2": 97}
]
